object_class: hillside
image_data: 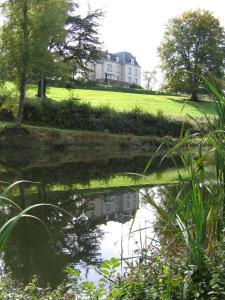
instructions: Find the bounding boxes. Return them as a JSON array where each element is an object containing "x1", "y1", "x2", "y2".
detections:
[{"x1": 27, "y1": 85, "x2": 217, "y2": 118}]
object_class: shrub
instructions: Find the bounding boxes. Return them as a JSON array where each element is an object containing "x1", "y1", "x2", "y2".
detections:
[
  {"x1": 130, "y1": 83, "x2": 143, "y2": 89},
  {"x1": 21, "y1": 98, "x2": 196, "y2": 137},
  {"x1": 0, "y1": 83, "x2": 18, "y2": 118}
]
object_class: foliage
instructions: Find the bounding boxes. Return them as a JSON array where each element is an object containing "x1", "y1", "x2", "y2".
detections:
[
  {"x1": 61, "y1": 6, "x2": 103, "y2": 78},
  {"x1": 0, "y1": 0, "x2": 103, "y2": 126},
  {"x1": 0, "y1": 246, "x2": 225, "y2": 299},
  {"x1": 18, "y1": 98, "x2": 195, "y2": 137},
  {"x1": 0, "y1": 0, "x2": 30, "y2": 128},
  {"x1": 29, "y1": 0, "x2": 71, "y2": 97},
  {"x1": 0, "y1": 258, "x2": 121, "y2": 299},
  {"x1": 32, "y1": 1, "x2": 103, "y2": 97},
  {"x1": 0, "y1": 83, "x2": 18, "y2": 117},
  {"x1": 129, "y1": 83, "x2": 143, "y2": 89},
  {"x1": 159, "y1": 10, "x2": 225, "y2": 101},
  {"x1": 0, "y1": 275, "x2": 67, "y2": 300}
]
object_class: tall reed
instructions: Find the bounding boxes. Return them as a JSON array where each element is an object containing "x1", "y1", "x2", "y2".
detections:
[{"x1": 143, "y1": 82, "x2": 225, "y2": 272}]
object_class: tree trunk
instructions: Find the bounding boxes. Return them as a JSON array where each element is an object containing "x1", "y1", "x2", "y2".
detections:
[
  {"x1": 15, "y1": 0, "x2": 29, "y2": 131},
  {"x1": 15, "y1": 71, "x2": 27, "y2": 130},
  {"x1": 191, "y1": 90, "x2": 199, "y2": 102},
  {"x1": 37, "y1": 77, "x2": 47, "y2": 98}
]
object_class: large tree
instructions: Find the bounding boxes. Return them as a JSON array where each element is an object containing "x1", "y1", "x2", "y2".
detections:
[
  {"x1": 35, "y1": 6, "x2": 103, "y2": 98},
  {"x1": 30, "y1": 0, "x2": 70, "y2": 98},
  {"x1": 1, "y1": 0, "x2": 30, "y2": 129},
  {"x1": 158, "y1": 10, "x2": 225, "y2": 101},
  {"x1": 0, "y1": 1, "x2": 103, "y2": 129}
]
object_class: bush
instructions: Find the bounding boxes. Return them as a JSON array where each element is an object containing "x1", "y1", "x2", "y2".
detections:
[
  {"x1": 0, "y1": 84, "x2": 18, "y2": 118},
  {"x1": 130, "y1": 83, "x2": 143, "y2": 89},
  {"x1": 1, "y1": 244, "x2": 224, "y2": 299},
  {"x1": 65, "y1": 79, "x2": 98, "y2": 89},
  {"x1": 21, "y1": 98, "x2": 195, "y2": 137}
]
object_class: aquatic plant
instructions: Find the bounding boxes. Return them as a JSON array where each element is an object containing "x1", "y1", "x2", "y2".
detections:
[
  {"x1": 143, "y1": 81, "x2": 225, "y2": 274},
  {"x1": 0, "y1": 180, "x2": 73, "y2": 251}
]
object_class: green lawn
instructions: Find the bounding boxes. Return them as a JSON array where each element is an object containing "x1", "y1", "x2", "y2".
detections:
[{"x1": 27, "y1": 85, "x2": 217, "y2": 118}]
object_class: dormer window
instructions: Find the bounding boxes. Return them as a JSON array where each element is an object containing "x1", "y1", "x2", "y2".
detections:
[
  {"x1": 107, "y1": 54, "x2": 110, "y2": 60},
  {"x1": 116, "y1": 57, "x2": 120, "y2": 63},
  {"x1": 131, "y1": 58, "x2": 135, "y2": 65}
]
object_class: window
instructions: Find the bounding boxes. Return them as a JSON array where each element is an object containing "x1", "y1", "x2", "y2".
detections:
[
  {"x1": 128, "y1": 67, "x2": 131, "y2": 75},
  {"x1": 106, "y1": 203, "x2": 111, "y2": 211},
  {"x1": 117, "y1": 76, "x2": 120, "y2": 80},
  {"x1": 131, "y1": 58, "x2": 134, "y2": 65},
  {"x1": 128, "y1": 76, "x2": 132, "y2": 83},
  {"x1": 107, "y1": 63, "x2": 112, "y2": 72},
  {"x1": 116, "y1": 57, "x2": 120, "y2": 63},
  {"x1": 107, "y1": 54, "x2": 110, "y2": 60},
  {"x1": 117, "y1": 65, "x2": 120, "y2": 73},
  {"x1": 107, "y1": 64, "x2": 112, "y2": 72},
  {"x1": 135, "y1": 68, "x2": 138, "y2": 76},
  {"x1": 135, "y1": 78, "x2": 138, "y2": 84}
]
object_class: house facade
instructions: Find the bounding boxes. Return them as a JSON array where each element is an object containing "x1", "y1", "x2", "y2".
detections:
[
  {"x1": 85, "y1": 190, "x2": 139, "y2": 223},
  {"x1": 89, "y1": 51, "x2": 141, "y2": 87}
]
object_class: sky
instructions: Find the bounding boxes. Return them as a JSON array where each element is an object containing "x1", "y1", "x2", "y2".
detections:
[
  {"x1": 1, "y1": 0, "x2": 225, "y2": 86},
  {"x1": 81, "y1": 0, "x2": 225, "y2": 76}
]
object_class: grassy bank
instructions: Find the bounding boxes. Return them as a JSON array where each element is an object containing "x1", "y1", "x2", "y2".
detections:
[
  {"x1": 1, "y1": 83, "x2": 212, "y2": 142},
  {"x1": 1, "y1": 96, "x2": 197, "y2": 138},
  {"x1": 0, "y1": 122, "x2": 171, "y2": 151}
]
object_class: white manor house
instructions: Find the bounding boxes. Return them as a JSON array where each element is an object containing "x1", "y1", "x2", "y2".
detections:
[{"x1": 89, "y1": 51, "x2": 141, "y2": 87}]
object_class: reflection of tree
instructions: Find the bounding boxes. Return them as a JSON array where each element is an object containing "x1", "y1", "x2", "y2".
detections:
[
  {"x1": 0, "y1": 150, "x2": 181, "y2": 288},
  {"x1": 0, "y1": 152, "x2": 183, "y2": 187},
  {"x1": 1, "y1": 188, "x2": 104, "y2": 288}
]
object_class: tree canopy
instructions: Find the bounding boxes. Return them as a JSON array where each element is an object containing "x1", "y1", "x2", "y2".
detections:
[
  {"x1": 0, "y1": 0, "x2": 103, "y2": 128},
  {"x1": 158, "y1": 10, "x2": 225, "y2": 101}
]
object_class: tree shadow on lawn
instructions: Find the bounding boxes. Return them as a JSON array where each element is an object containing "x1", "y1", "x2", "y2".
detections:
[{"x1": 166, "y1": 97, "x2": 217, "y2": 116}]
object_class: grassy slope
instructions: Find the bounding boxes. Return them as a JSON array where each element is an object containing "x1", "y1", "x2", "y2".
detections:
[{"x1": 27, "y1": 85, "x2": 217, "y2": 118}]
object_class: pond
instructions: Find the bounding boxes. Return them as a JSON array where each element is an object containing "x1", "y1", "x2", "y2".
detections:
[{"x1": 0, "y1": 150, "x2": 182, "y2": 288}]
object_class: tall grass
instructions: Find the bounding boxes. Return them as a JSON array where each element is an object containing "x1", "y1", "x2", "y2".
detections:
[{"x1": 143, "y1": 82, "x2": 225, "y2": 273}]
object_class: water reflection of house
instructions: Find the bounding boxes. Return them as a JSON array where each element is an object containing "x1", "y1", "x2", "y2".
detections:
[{"x1": 85, "y1": 191, "x2": 139, "y2": 223}]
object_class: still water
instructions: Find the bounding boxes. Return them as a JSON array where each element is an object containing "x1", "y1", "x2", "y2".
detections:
[{"x1": 0, "y1": 150, "x2": 181, "y2": 288}]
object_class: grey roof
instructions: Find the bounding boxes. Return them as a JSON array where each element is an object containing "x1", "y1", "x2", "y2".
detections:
[
  {"x1": 115, "y1": 51, "x2": 140, "y2": 66},
  {"x1": 102, "y1": 51, "x2": 140, "y2": 67}
]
